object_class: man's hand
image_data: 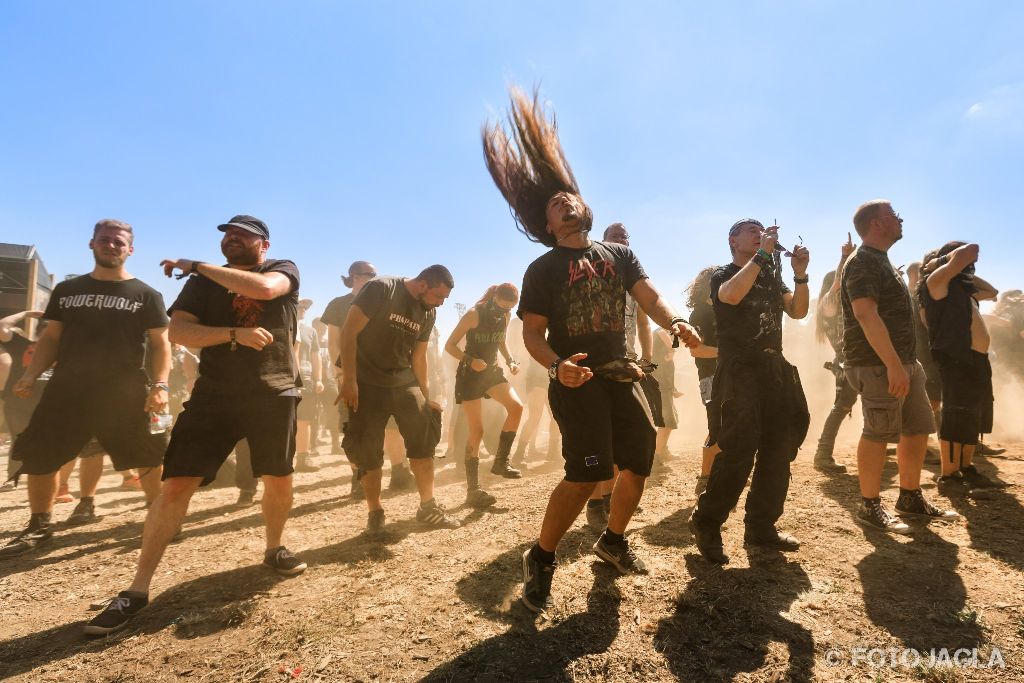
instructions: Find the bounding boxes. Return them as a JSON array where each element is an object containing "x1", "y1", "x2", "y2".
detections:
[
  {"x1": 761, "y1": 226, "x2": 779, "y2": 254},
  {"x1": 469, "y1": 358, "x2": 487, "y2": 372},
  {"x1": 557, "y1": 352, "x2": 593, "y2": 388},
  {"x1": 670, "y1": 320, "x2": 701, "y2": 349},
  {"x1": 145, "y1": 387, "x2": 168, "y2": 413},
  {"x1": 12, "y1": 375, "x2": 35, "y2": 398},
  {"x1": 887, "y1": 363, "x2": 910, "y2": 399},
  {"x1": 315, "y1": 381, "x2": 324, "y2": 394},
  {"x1": 160, "y1": 259, "x2": 197, "y2": 278},
  {"x1": 790, "y1": 245, "x2": 810, "y2": 276},
  {"x1": 508, "y1": 360, "x2": 520, "y2": 376},
  {"x1": 841, "y1": 232, "x2": 855, "y2": 259},
  {"x1": 236, "y1": 327, "x2": 273, "y2": 350},
  {"x1": 339, "y1": 379, "x2": 358, "y2": 411}
]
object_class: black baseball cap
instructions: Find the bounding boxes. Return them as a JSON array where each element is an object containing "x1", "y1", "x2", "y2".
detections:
[{"x1": 217, "y1": 215, "x2": 270, "y2": 240}]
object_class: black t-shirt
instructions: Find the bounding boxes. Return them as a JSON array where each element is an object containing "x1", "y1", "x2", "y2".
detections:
[
  {"x1": 465, "y1": 301, "x2": 509, "y2": 365},
  {"x1": 43, "y1": 275, "x2": 168, "y2": 383},
  {"x1": 168, "y1": 259, "x2": 301, "y2": 395},
  {"x1": 517, "y1": 241, "x2": 647, "y2": 368},
  {"x1": 688, "y1": 302, "x2": 718, "y2": 380},
  {"x1": 322, "y1": 293, "x2": 354, "y2": 329},
  {"x1": 711, "y1": 263, "x2": 790, "y2": 356},
  {"x1": 351, "y1": 276, "x2": 435, "y2": 388},
  {"x1": 921, "y1": 275, "x2": 975, "y2": 361},
  {"x1": 841, "y1": 246, "x2": 916, "y2": 366},
  {"x1": 297, "y1": 323, "x2": 320, "y2": 383}
]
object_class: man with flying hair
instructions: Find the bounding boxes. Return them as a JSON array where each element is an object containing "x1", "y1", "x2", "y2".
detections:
[{"x1": 482, "y1": 87, "x2": 700, "y2": 612}]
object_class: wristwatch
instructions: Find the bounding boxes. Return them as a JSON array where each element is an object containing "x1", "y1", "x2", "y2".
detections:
[{"x1": 547, "y1": 358, "x2": 563, "y2": 381}]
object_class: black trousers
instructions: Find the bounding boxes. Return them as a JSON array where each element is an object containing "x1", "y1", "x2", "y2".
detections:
[{"x1": 694, "y1": 353, "x2": 807, "y2": 530}]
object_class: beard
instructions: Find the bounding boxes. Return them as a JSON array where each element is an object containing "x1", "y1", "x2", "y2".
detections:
[
  {"x1": 93, "y1": 250, "x2": 126, "y2": 269},
  {"x1": 223, "y1": 242, "x2": 260, "y2": 266}
]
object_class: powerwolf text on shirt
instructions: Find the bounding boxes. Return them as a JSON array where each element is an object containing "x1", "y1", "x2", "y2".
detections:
[{"x1": 57, "y1": 294, "x2": 145, "y2": 313}]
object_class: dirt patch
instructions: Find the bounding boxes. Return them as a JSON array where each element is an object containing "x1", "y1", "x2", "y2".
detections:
[{"x1": 1, "y1": 440, "x2": 1022, "y2": 682}]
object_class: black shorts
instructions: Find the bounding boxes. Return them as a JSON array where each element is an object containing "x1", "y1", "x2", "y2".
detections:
[
  {"x1": 162, "y1": 389, "x2": 297, "y2": 486},
  {"x1": 342, "y1": 382, "x2": 440, "y2": 472},
  {"x1": 935, "y1": 351, "x2": 993, "y2": 445},
  {"x1": 454, "y1": 363, "x2": 507, "y2": 403},
  {"x1": 548, "y1": 376, "x2": 656, "y2": 483},
  {"x1": 12, "y1": 378, "x2": 166, "y2": 475}
]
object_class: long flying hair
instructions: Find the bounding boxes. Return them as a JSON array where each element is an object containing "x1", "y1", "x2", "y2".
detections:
[
  {"x1": 685, "y1": 266, "x2": 717, "y2": 310},
  {"x1": 482, "y1": 86, "x2": 592, "y2": 247}
]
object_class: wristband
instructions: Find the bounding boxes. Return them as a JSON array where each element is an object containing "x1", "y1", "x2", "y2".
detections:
[
  {"x1": 752, "y1": 249, "x2": 772, "y2": 268},
  {"x1": 793, "y1": 275, "x2": 809, "y2": 285},
  {"x1": 230, "y1": 328, "x2": 238, "y2": 351},
  {"x1": 148, "y1": 381, "x2": 170, "y2": 392},
  {"x1": 190, "y1": 260, "x2": 204, "y2": 275}
]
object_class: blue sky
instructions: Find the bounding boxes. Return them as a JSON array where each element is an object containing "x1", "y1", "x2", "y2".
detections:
[{"x1": 2, "y1": 1, "x2": 1022, "y2": 329}]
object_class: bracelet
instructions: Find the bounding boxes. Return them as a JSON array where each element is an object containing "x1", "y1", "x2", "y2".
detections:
[
  {"x1": 190, "y1": 260, "x2": 204, "y2": 275},
  {"x1": 669, "y1": 316, "x2": 686, "y2": 327},
  {"x1": 148, "y1": 381, "x2": 170, "y2": 392},
  {"x1": 752, "y1": 250, "x2": 772, "y2": 268},
  {"x1": 230, "y1": 328, "x2": 238, "y2": 351},
  {"x1": 794, "y1": 274, "x2": 810, "y2": 285}
]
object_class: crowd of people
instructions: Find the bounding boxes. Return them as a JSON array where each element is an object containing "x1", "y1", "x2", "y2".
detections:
[{"x1": 1, "y1": 87, "x2": 1021, "y2": 633}]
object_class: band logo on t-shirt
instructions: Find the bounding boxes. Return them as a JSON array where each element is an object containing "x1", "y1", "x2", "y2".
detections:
[
  {"x1": 233, "y1": 296, "x2": 265, "y2": 327},
  {"x1": 568, "y1": 257, "x2": 617, "y2": 286},
  {"x1": 388, "y1": 312, "x2": 422, "y2": 336},
  {"x1": 57, "y1": 294, "x2": 144, "y2": 313}
]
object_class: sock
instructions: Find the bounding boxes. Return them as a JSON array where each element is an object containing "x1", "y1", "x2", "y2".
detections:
[
  {"x1": 30, "y1": 511, "x2": 51, "y2": 528},
  {"x1": 531, "y1": 543, "x2": 556, "y2": 565},
  {"x1": 602, "y1": 529, "x2": 625, "y2": 545},
  {"x1": 80, "y1": 496, "x2": 95, "y2": 504},
  {"x1": 587, "y1": 499, "x2": 604, "y2": 509}
]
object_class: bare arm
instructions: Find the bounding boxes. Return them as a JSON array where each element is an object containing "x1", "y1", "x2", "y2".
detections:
[
  {"x1": 782, "y1": 245, "x2": 810, "y2": 319},
  {"x1": 169, "y1": 310, "x2": 232, "y2": 348},
  {"x1": 0, "y1": 310, "x2": 43, "y2": 342},
  {"x1": 162, "y1": 260, "x2": 293, "y2": 301},
  {"x1": 716, "y1": 261, "x2": 762, "y2": 306},
  {"x1": 636, "y1": 306, "x2": 653, "y2": 360},
  {"x1": 925, "y1": 244, "x2": 978, "y2": 301},
  {"x1": 444, "y1": 309, "x2": 478, "y2": 363},
  {"x1": 340, "y1": 305, "x2": 370, "y2": 387},
  {"x1": 851, "y1": 296, "x2": 909, "y2": 397},
  {"x1": 145, "y1": 327, "x2": 172, "y2": 412},
  {"x1": 631, "y1": 279, "x2": 700, "y2": 348},
  {"x1": 689, "y1": 343, "x2": 719, "y2": 359},
  {"x1": 411, "y1": 340, "x2": 430, "y2": 400},
  {"x1": 971, "y1": 275, "x2": 998, "y2": 302}
]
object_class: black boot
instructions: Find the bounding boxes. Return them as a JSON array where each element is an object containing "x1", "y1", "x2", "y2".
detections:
[
  {"x1": 465, "y1": 457, "x2": 497, "y2": 508},
  {"x1": 490, "y1": 431, "x2": 522, "y2": 478}
]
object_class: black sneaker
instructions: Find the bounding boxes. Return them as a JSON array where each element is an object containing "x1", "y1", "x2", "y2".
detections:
[
  {"x1": 66, "y1": 500, "x2": 99, "y2": 526},
  {"x1": 895, "y1": 489, "x2": 960, "y2": 520},
  {"x1": 593, "y1": 535, "x2": 648, "y2": 574},
  {"x1": 936, "y1": 471, "x2": 971, "y2": 497},
  {"x1": 856, "y1": 500, "x2": 911, "y2": 534},
  {"x1": 960, "y1": 465, "x2": 1005, "y2": 489},
  {"x1": 235, "y1": 490, "x2": 256, "y2": 508},
  {"x1": 521, "y1": 548, "x2": 555, "y2": 613},
  {"x1": 585, "y1": 501, "x2": 608, "y2": 532},
  {"x1": 466, "y1": 488, "x2": 497, "y2": 508},
  {"x1": 0, "y1": 523, "x2": 53, "y2": 559},
  {"x1": 83, "y1": 591, "x2": 148, "y2": 635},
  {"x1": 416, "y1": 500, "x2": 460, "y2": 528},
  {"x1": 366, "y1": 509, "x2": 385, "y2": 536},
  {"x1": 263, "y1": 546, "x2": 307, "y2": 576}
]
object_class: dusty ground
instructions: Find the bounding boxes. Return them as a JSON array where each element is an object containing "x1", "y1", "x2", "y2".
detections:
[{"x1": 0, "y1": 435, "x2": 1022, "y2": 682}]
